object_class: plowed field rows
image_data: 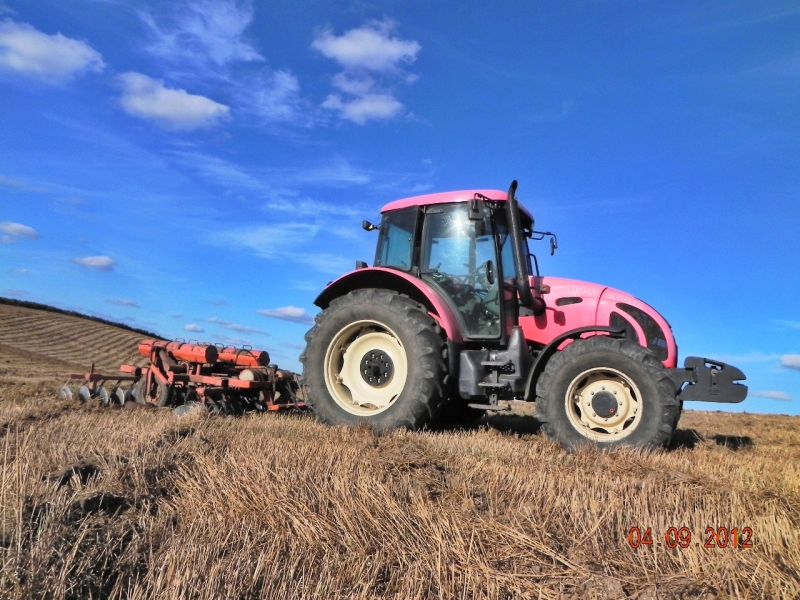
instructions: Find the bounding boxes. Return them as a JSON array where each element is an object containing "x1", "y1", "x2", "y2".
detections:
[{"x1": 0, "y1": 302, "x2": 149, "y2": 380}]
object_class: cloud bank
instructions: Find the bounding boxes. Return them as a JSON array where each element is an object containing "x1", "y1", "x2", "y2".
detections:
[
  {"x1": 106, "y1": 298, "x2": 140, "y2": 308},
  {"x1": 312, "y1": 20, "x2": 420, "y2": 124},
  {"x1": 71, "y1": 256, "x2": 115, "y2": 271},
  {"x1": 0, "y1": 221, "x2": 40, "y2": 241},
  {"x1": 0, "y1": 20, "x2": 104, "y2": 83},
  {"x1": 752, "y1": 390, "x2": 793, "y2": 401},
  {"x1": 203, "y1": 316, "x2": 268, "y2": 336},
  {"x1": 257, "y1": 306, "x2": 315, "y2": 325},
  {"x1": 117, "y1": 72, "x2": 230, "y2": 130},
  {"x1": 781, "y1": 354, "x2": 800, "y2": 371}
]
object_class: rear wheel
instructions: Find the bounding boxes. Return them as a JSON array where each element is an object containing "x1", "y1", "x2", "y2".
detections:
[
  {"x1": 301, "y1": 289, "x2": 449, "y2": 431},
  {"x1": 535, "y1": 336, "x2": 680, "y2": 450}
]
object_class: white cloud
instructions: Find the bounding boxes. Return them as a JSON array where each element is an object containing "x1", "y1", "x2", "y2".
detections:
[
  {"x1": 752, "y1": 390, "x2": 793, "y2": 401},
  {"x1": 184, "y1": 323, "x2": 204, "y2": 332},
  {"x1": 106, "y1": 298, "x2": 140, "y2": 308},
  {"x1": 216, "y1": 223, "x2": 319, "y2": 258},
  {"x1": 781, "y1": 354, "x2": 800, "y2": 371},
  {"x1": 203, "y1": 316, "x2": 268, "y2": 336},
  {"x1": 2, "y1": 288, "x2": 27, "y2": 297},
  {"x1": 12, "y1": 268, "x2": 28, "y2": 274},
  {"x1": 311, "y1": 20, "x2": 420, "y2": 72},
  {"x1": 775, "y1": 319, "x2": 800, "y2": 330},
  {"x1": 206, "y1": 299, "x2": 228, "y2": 306},
  {"x1": 712, "y1": 352, "x2": 782, "y2": 364},
  {"x1": 257, "y1": 306, "x2": 315, "y2": 325},
  {"x1": 312, "y1": 20, "x2": 420, "y2": 125},
  {"x1": 241, "y1": 70, "x2": 306, "y2": 124},
  {"x1": 321, "y1": 92, "x2": 403, "y2": 124},
  {"x1": 141, "y1": 0, "x2": 263, "y2": 67},
  {"x1": 214, "y1": 223, "x2": 352, "y2": 276},
  {"x1": 0, "y1": 20, "x2": 104, "y2": 83},
  {"x1": 0, "y1": 174, "x2": 46, "y2": 192},
  {"x1": 0, "y1": 221, "x2": 40, "y2": 239},
  {"x1": 141, "y1": 2, "x2": 308, "y2": 127},
  {"x1": 264, "y1": 192, "x2": 360, "y2": 218},
  {"x1": 117, "y1": 72, "x2": 230, "y2": 131},
  {"x1": 71, "y1": 255, "x2": 115, "y2": 271}
]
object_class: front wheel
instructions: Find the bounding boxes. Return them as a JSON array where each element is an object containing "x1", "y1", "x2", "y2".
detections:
[
  {"x1": 535, "y1": 336, "x2": 680, "y2": 450},
  {"x1": 301, "y1": 289, "x2": 449, "y2": 431}
]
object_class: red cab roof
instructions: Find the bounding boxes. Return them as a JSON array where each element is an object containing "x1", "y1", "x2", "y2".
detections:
[{"x1": 380, "y1": 189, "x2": 534, "y2": 221}]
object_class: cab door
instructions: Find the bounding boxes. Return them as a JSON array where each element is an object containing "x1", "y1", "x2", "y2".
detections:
[{"x1": 419, "y1": 202, "x2": 503, "y2": 340}]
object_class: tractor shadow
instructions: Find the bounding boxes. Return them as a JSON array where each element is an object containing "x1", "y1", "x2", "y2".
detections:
[
  {"x1": 451, "y1": 419, "x2": 755, "y2": 453},
  {"x1": 668, "y1": 429, "x2": 754, "y2": 451},
  {"x1": 483, "y1": 413, "x2": 543, "y2": 435}
]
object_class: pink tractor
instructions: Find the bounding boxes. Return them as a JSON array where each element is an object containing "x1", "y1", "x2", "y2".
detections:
[{"x1": 301, "y1": 182, "x2": 746, "y2": 449}]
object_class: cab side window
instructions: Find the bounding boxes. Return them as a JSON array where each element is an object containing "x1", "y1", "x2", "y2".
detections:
[{"x1": 374, "y1": 208, "x2": 418, "y2": 270}]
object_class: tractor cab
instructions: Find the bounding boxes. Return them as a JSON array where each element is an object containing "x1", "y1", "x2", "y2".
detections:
[{"x1": 373, "y1": 185, "x2": 534, "y2": 345}]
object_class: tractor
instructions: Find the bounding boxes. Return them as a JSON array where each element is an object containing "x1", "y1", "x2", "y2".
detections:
[{"x1": 300, "y1": 181, "x2": 747, "y2": 449}]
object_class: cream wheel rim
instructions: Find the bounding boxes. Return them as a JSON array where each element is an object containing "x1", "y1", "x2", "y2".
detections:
[
  {"x1": 324, "y1": 319, "x2": 408, "y2": 416},
  {"x1": 565, "y1": 367, "x2": 642, "y2": 441}
]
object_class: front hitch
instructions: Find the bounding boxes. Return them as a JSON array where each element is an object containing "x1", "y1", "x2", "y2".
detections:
[{"x1": 669, "y1": 357, "x2": 747, "y2": 403}]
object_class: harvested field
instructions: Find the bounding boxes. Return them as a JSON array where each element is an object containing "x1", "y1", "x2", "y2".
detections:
[{"x1": 0, "y1": 301, "x2": 798, "y2": 599}]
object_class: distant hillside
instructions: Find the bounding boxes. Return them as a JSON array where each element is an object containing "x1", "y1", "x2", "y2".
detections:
[
  {"x1": 0, "y1": 297, "x2": 160, "y2": 338},
  {"x1": 0, "y1": 299, "x2": 161, "y2": 376}
]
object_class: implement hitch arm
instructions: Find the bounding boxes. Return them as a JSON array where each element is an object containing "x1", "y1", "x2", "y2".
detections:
[{"x1": 669, "y1": 357, "x2": 747, "y2": 403}]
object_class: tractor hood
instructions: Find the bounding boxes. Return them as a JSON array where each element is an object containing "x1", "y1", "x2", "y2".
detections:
[{"x1": 520, "y1": 276, "x2": 678, "y2": 368}]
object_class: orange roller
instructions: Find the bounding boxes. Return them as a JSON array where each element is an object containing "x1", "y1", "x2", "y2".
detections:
[
  {"x1": 217, "y1": 347, "x2": 270, "y2": 367},
  {"x1": 138, "y1": 339, "x2": 219, "y2": 364}
]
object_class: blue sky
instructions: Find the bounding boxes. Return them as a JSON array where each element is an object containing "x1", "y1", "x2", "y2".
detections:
[{"x1": 0, "y1": 1, "x2": 798, "y2": 414}]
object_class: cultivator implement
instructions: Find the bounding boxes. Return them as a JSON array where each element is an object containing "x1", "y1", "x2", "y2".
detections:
[{"x1": 60, "y1": 338, "x2": 307, "y2": 415}]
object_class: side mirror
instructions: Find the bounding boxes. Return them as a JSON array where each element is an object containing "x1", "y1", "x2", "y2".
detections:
[
  {"x1": 550, "y1": 235, "x2": 558, "y2": 256},
  {"x1": 362, "y1": 220, "x2": 378, "y2": 231}
]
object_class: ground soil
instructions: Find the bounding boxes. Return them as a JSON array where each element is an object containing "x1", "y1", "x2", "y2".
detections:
[{"x1": 0, "y1": 301, "x2": 798, "y2": 599}]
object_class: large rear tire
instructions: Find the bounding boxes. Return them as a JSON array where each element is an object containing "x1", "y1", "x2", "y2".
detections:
[
  {"x1": 535, "y1": 336, "x2": 680, "y2": 450},
  {"x1": 301, "y1": 289, "x2": 449, "y2": 431}
]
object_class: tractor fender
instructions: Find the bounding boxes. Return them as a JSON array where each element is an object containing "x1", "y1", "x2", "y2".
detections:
[
  {"x1": 314, "y1": 267, "x2": 465, "y2": 344},
  {"x1": 523, "y1": 325, "x2": 626, "y2": 401}
]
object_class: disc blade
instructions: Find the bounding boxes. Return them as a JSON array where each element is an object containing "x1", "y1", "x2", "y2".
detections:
[
  {"x1": 96, "y1": 386, "x2": 110, "y2": 404},
  {"x1": 111, "y1": 387, "x2": 125, "y2": 405}
]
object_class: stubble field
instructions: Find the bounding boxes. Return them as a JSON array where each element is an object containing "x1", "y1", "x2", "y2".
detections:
[{"x1": 0, "y1": 299, "x2": 798, "y2": 599}]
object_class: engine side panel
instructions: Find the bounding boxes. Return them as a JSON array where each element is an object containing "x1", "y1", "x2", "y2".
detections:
[{"x1": 519, "y1": 276, "x2": 677, "y2": 368}]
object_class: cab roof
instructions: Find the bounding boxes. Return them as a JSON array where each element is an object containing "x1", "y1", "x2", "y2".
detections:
[{"x1": 380, "y1": 189, "x2": 534, "y2": 221}]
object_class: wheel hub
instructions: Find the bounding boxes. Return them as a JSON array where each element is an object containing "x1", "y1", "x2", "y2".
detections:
[
  {"x1": 360, "y1": 350, "x2": 394, "y2": 387},
  {"x1": 591, "y1": 391, "x2": 618, "y2": 418},
  {"x1": 565, "y1": 368, "x2": 642, "y2": 441},
  {"x1": 324, "y1": 323, "x2": 409, "y2": 416}
]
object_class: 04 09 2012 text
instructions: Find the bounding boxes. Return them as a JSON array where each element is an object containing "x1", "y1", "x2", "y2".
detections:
[{"x1": 627, "y1": 527, "x2": 753, "y2": 549}]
